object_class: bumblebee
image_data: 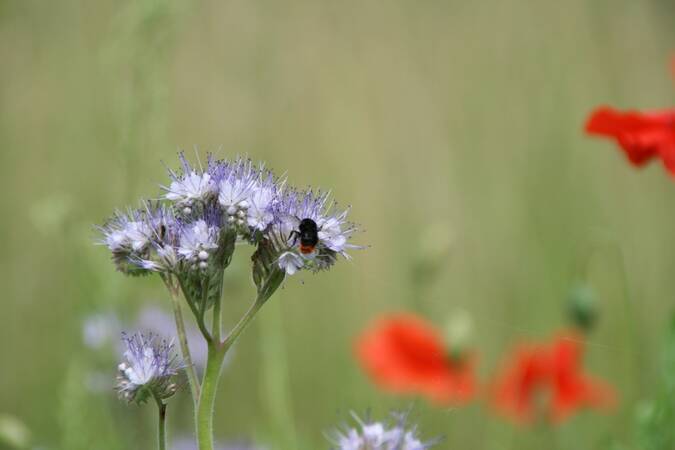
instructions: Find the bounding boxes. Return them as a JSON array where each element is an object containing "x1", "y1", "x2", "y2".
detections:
[{"x1": 290, "y1": 218, "x2": 319, "y2": 254}]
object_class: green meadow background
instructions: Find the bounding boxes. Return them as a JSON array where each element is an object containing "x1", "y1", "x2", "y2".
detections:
[{"x1": 1, "y1": 0, "x2": 675, "y2": 448}]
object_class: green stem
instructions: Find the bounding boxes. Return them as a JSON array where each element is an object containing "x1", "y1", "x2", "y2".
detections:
[
  {"x1": 197, "y1": 296, "x2": 266, "y2": 450},
  {"x1": 164, "y1": 276, "x2": 200, "y2": 404},
  {"x1": 610, "y1": 244, "x2": 645, "y2": 394},
  {"x1": 212, "y1": 294, "x2": 222, "y2": 343},
  {"x1": 153, "y1": 396, "x2": 167, "y2": 450},
  {"x1": 197, "y1": 342, "x2": 226, "y2": 450},
  {"x1": 222, "y1": 297, "x2": 265, "y2": 352},
  {"x1": 176, "y1": 275, "x2": 213, "y2": 343},
  {"x1": 259, "y1": 298, "x2": 299, "y2": 449}
]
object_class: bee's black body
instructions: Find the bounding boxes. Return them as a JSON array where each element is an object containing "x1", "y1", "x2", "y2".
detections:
[{"x1": 295, "y1": 218, "x2": 319, "y2": 253}]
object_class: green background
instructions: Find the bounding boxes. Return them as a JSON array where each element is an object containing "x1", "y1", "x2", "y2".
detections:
[{"x1": 1, "y1": 0, "x2": 674, "y2": 448}]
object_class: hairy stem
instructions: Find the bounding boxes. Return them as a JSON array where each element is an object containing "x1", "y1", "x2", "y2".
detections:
[
  {"x1": 212, "y1": 294, "x2": 222, "y2": 343},
  {"x1": 176, "y1": 275, "x2": 213, "y2": 343},
  {"x1": 197, "y1": 342, "x2": 226, "y2": 450},
  {"x1": 196, "y1": 295, "x2": 267, "y2": 450},
  {"x1": 222, "y1": 297, "x2": 265, "y2": 352},
  {"x1": 153, "y1": 396, "x2": 167, "y2": 450},
  {"x1": 164, "y1": 276, "x2": 200, "y2": 403}
]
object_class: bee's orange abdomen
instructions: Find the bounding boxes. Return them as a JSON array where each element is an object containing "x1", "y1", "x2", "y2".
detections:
[{"x1": 299, "y1": 244, "x2": 315, "y2": 254}]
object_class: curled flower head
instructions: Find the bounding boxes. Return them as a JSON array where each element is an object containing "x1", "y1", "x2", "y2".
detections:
[
  {"x1": 329, "y1": 411, "x2": 438, "y2": 450},
  {"x1": 490, "y1": 331, "x2": 616, "y2": 424},
  {"x1": 116, "y1": 332, "x2": 182, "y2": 404},
  {"x1": 269, "y1": 190, "x2": 358, "y2": 275},
  {"x1": 356, "y1": 313, "x2": 476, "y2": 405},
  {"x1": 164, "y1": 153, "x2": 216, "y2": 211},
  {"x1": 104, "y1": 202, "x2": 182, "y2": 274},
  {"x1": 98, "y1": 209, "x2": 155, "y2": 275}
]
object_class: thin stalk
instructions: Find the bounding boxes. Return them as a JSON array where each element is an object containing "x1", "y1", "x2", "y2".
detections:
[
  {"x1": 258, "y1": 298, "x2": 299, "y2": 449},
  {"x1": 163, "y1": 275, "x2": 200, "y2": 403},
  {"x1": 176, "y1": 275, "x2": 213, "y2": 343},
  {"x1": 200, "y1": 276, "x2": 210, "y2": 323},
  {"x1": 212, "y1": 294, "x2": 222, "y2": 343},
  {"x1": 197, "y1": 295, "x2": 266, "y2": 450},
  {"x1": 197, "y1": 342, "x2": 226, "y2": 450},
  {"x1": 610, "y1": 244, "x2": 645, "y2": 391},
  {"x1": 153, "y1": 395, "x2": 167, "y2": 450},
  {"x1": 222, "y1": 296, "x2": 265, "y2": 352}
]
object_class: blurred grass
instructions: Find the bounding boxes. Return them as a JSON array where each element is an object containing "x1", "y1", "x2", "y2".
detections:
[{"x1": 1, "y1": 0, "x2": 675, "y2": 448}]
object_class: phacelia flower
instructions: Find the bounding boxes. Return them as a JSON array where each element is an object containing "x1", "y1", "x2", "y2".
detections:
[
  {"x1": 164, "y1": 153, "x2": 216, "y2": 212},
  {"x1": 356, "y1": 313, "x2": 475, "y2": 405},
  {"x1": 116, "y1": 332, "x2": 182, "y2": 404},
  {"x1": 269, "y1": 190, "x2": 358, "y2": 275},
  {"x1": 491, "y1": 331, "x2": 616, "y2": 424},
  {"x1": 329, "y1": 411, "x2": 438, "y2": 450},
  {"x1": 177, "y1": 219, "x2": 219, "y2": 270},
  {"x1": 585, "y1": 106, "x2": 675, "y2": 175},
  {"x1": 98, "y1": 209, "x2": 155, "y2": 275},
  {"x1": 217, "y1": 159, "x2": 259, "y2": 231},
  {"x1": 246, "y1": 172, "x2": 279, "y2": 232}
]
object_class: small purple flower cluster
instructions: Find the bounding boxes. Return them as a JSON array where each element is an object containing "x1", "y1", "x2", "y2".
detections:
[
  {"x1": 99, "y1": 153, "x2": 359, "y2": 281},
  {"x1": 116, "y1": 332, "x2": 181, "y2": 404},
  {"x1": 329, "y1": 411, "x2": 438, "y2": 450}
]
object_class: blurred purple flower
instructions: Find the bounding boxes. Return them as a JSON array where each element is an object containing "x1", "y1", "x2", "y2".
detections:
[
  {"x1": 171, "y1": 437, "x2": 265, "y2": 450},
  {"x1": 81, "y1": 304, "x2": 233, "y2": 375},
  {"x1": 137, "y1": 304, "x2": 234, "y2": 374},
  {"x1": 82, "y1": 312, "x2": 122, "y2": 350}
]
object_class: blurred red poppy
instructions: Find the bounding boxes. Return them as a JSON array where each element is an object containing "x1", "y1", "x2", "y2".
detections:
[
  {"x1": 491, "y1": 331, "x2": 616, "y2": 424},
  {"x1": 355, "y1": 313, "x2": 475, "y2": 405},
  {"x1": 585, "y1": 107, "x2": 675, "y2": 174}
]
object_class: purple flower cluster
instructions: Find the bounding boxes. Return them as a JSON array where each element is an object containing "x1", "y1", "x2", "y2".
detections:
[
  {"x1": 329, "y1": 411, "x2": 438, "y2": 450},
  {"x1": 99, "y1": 153, "x2": 359, "y2": 279},
  {"x1": 116, "y1": 332, "x2": 182, "y2": 404}
]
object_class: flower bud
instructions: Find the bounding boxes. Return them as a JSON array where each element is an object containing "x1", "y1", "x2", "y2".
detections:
[
  {"x1": 567, "y1": 283, "x2": 598, "y2": 333},
  {"x1": 443, "y1": 309, "x2": 473, "y2": 361}
]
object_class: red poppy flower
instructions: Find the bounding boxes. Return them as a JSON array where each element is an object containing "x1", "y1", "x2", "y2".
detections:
[
  {"x1": 355, "y1": 313, "x2": 475, "y2": 405},
  {"x1": 585, "y1": 106, "x2": 675, "y2": 174},
  {"x1": 491, "y1": 331, "x2": 616, "y2": 424}
]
